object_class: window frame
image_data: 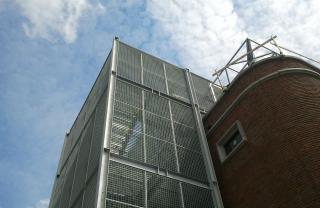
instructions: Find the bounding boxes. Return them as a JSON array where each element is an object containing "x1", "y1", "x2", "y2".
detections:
[{"x1": 216, "y1": 120, "x2": 247, "y2": 163}]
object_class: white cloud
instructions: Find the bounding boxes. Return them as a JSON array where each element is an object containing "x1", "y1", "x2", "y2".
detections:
[
  {"x1": 147, "y1": 0, "x2": 320, "y2": 77},
  {"x1": 28, "y1": 199, "x2": 49, "y2": 208},
  {"x1": 147, "y1": 0, "x2": 247, "y2": 77},
  {"x1": 15, "y1": 0, "x2": 105, "y2": 43}
]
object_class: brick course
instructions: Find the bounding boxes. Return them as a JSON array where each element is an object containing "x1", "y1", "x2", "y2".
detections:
[{"x1": 204, "y1": 56, "x2": 320, "y2": 208}]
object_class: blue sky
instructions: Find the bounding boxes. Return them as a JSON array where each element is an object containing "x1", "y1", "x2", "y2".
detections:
[{"x1": 1, "y1": 0, "x2": 320, "y2": 208}]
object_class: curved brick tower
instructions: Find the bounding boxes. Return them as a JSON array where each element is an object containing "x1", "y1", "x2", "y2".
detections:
[{"x1": 204, "y1": 56, "x2": 320, "y2": 208}]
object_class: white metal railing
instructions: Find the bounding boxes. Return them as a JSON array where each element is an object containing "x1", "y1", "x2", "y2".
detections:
[{"x1": 212, "y1": 36, "x2": 320, "y2": 89}]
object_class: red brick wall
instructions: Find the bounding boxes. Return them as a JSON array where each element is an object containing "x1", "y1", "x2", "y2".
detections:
[{"x1": 204, "y1": 57, "x2": 320, "y2": 208}]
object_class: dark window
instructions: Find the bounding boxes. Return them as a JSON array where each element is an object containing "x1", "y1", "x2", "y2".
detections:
[
  {"x1": 216, "y1": 121, "x2": 246, "y2": 162},
  {"x1": 223, "y1": 131, "x2": 243, "y2": 155}
]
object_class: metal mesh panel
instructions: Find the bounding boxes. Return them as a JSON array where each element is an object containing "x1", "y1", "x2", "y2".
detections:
[
  {"x1": 174, "y1": 122, "x2": 201, "y2": 152},
  {"x1": 144, "y1": 91, "x2": 170, "y2": 119},
  {"x1": 146, "y1": 135, "x2": 177, "y2": 172},
  {"x1": 60, "y1": 137, "x2": 72, "y2": 174},
  {"x1": 111, "y1": 80, "x2": 144, "y2": 162},
  {"x1": 70, "y1": 117, "x2": 94, "y2": 205},
  {"x1": 177, "y1": 146, "x2": 208, "y2": 182},
  {"x1": 60, "y1": 160, "x2": 77, "y2": 208},
  {"x1": 70, "y1": 193, "x2": 83, "y2": 208},
  {"x1": 106, "y1": 161, "x2": 145, "y2": 207},
  {"x1": 147, "y1": 172, "x2": 182, "y2": 208},
  {"x1": 118, "y1": 43, "x2": 141, "y2": 83},
  {"x1": 111, "y1": 100, "x2": 144, "y2": 162},
  {"x1": 115, "y1": 80, "x2": 142, "y2": 108},
  {"x1": 190, "y1": 74, "x2": 215, "y2": 111},
  {"x1": 182, "y1": 183, "x2": 214, "y2": 208},
  {"x1": 87, "y1": 89, "x2": 107, "y2": 178},
  {"x1": 142, "y1": 54, "x2": 167, "y2": 93},
  {"x1": 170, "y1": 101, "x2": 196, "y2": 128},
  {"x1": 82, "y1": 170, "x2": 98, "y2": 208},
  {"x1": 145, "y1": 111, "x2": 173, "y2": 142},
  {"x1": 165, "y1": 63, "x2": 190, "y2": 102},
  {"x1": 63, "y1": 54, "x2": 111, "y2": 169},
  {"x1": 50, "y1": 165, "x2": 67, "y2": 208}
]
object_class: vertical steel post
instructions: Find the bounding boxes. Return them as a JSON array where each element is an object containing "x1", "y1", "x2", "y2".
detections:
[
  {"x1": 141, "y1": 53, "x2": 148, "y2": 208},
  {"x1": 95, "y1": 37, "x2": 119, "y2": 208},
  {"x1": 184, "y1": 70, "x2": 224, "y2": 208}
]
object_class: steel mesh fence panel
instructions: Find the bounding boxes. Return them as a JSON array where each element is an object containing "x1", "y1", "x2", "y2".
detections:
[
  {"x1": 142, "y1": 54, "x2": 167, "y2": 93},
  {"x1": 82, "y1": 170, "x2": 98, "y2": 208},
  {"x1": 87, "y1": 89, "x2": 107, "y2": 178},
  {"x1": 111, "y1": 100, "x2": 144, "y2": 162},
  {"x1": 177, "y1": 146, "x2": 208, "y2": 182},
  {"x1": 170, "y1": 101, "x2": 196, "y2": 128},
  {"x1": 190, "y1": 74, "x2": 215, "y2": 111},
  {"x1": 145, "y1": 111, "x2": 173, "y2": 143},
  {"x1": 50, "y1": 164, "x2": 67, "y2": 208},
  {"x1": 144, "y1": 91, "x2": 170, "y2": 119},
  {"x1": 115, "y1": 79, "x2": 142, "y2": 108},
  {"x1": 118, "y1": 43, "x2": 142, "y2": 83},
  {"x1": 70, "y1": 117, "x2": 94, "y2": 206},
  {"x1": 57, "y1": 52, "x2": 111, "y2": 175},
  {"x1": 60, "y1": 160, "x2": 77, "y2": 208},
  {"x1": 111, "y1": 80, "x2": 144, "y2": 162},
  {"x1": 165, "y1": 63, "x2": 190, "y2": 102},
  {"x1": 146, "y1": 135, "x2": 177, "y2": 172},
  {"x1": 182, "y1": 183, "x2": 214, "y2": 208},
  {"x1": 70, "y1": 193, "x2": 83, "y2": 208},
  {"x1": 173, "y1": 122, "x2": 201, "y2": 152},
  {"x1": 147, "y1": 172, "x2": 182, "y2": 208},
  {"x1": 106, "y1": 161, "x2": 145, "y2": 208},
  {"x1": 82, "y1": 171, "x2": 98, "y2": 208}
]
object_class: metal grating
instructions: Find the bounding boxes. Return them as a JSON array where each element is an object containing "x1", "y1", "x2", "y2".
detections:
[
  {"x1": 70, "y1": 116, "x2": 94, "y2": 206},
  {"x1": 59, "y1": 159, "x2": 77, "y2": 208},
  {"x1": 110, "y1": 78, "x2": 209, "y2": 178},
  {"x1": 114, "y1": 79, "x2": 142, "y2": 108},
  {"x1": 142, "y1": 54, "x2": 167, "y2": 93},
  {"x1": 118, "y1": 43, "x2": 142, "y2": 83},
  {"x1": 147, "y1": 172, "x2": 182, "y2": 208},
  {"x1": 82, "y1": 170, "x2": 98, "y2": 208},
  {"x1": 144, "y1": 91, "x2": 170, "y2": 119},
  {"x1": 106, "y1": 161, "x2": 145, "y2": 207},
  {"x1": 165, "y1": 63, "x2": 190, "y2": 102},
  {"x1": 170, "y1": 101, "x2": 196, "y2": 128},
  {"x1": 146, "y1": 135, "x2": 177, "y2": 172},
  {"x1": 182, "y1": 183, "x2": 214, "y2": 208},
  {"x1": 50, "y1": 165, "x2": 67, "y2": 208},
  {"x1": 174, "y1": 122, "x2": 201, "y2": 152},
  {"x1": 111, "y1": 80, "x2": 144, "y2": 162},
  {"x1": 87, "y1": 89, "x2": 107, "y2": 178},
  {"x1": 70, "y1": 193, "x2": 83, "y2": 208},
  {"x1": 177, "y1": 146, "x2": 208, "y2": 182},
  {"x1": 145, "y1": 111, "x2": 173, "y2": 143},
  {"x1": 190, "y1": 74, "x2": 215, "y2": 111}
]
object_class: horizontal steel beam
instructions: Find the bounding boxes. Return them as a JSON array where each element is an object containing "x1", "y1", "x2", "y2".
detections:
[{"x1": 109, "y1": 153, "x2": 212, "y2": 189}]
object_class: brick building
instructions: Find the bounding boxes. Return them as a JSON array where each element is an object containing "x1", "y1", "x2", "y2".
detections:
[{"x1": 203, "y1": 56, "x2": 320, "y2": 208}]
